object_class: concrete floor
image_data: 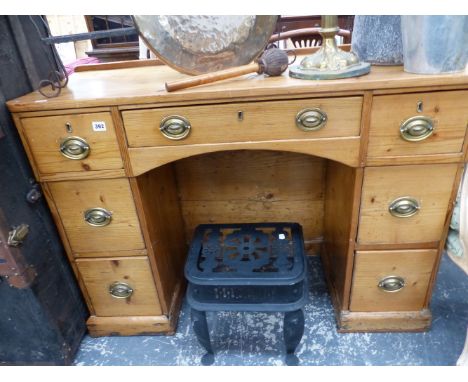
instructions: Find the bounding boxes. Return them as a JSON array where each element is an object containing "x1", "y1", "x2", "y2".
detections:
[{"x1": 74, "y1": 254, "x2": 468, "y2": 366}]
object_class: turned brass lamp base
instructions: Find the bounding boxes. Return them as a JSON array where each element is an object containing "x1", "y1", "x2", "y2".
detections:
[{"x1": 289, "y1": 15, "x2": 371, "y2": 80}]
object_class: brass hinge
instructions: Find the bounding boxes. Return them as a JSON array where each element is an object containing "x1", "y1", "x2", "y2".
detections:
[
  {"x1": 7, "y1": 224, "x2": 29, "y2": 247},
  {"x1": 0, "y1": 218, "x2": 36, "y2": 289}
]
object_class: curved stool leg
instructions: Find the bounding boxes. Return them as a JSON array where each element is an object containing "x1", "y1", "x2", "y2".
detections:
[
  {"x1": 283, "y1": 309, "x2": 304, "y2": 366},
  {"x1": 191, "y1": 308, "x2": 215, "y2": 365}
]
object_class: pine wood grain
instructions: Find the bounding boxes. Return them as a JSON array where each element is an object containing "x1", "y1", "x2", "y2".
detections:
[
  {"x1": 350, "y1": 249, "x2": 438, "y2": 312},
  {"x1": 132, "y1": 165, "x2": 188, "y2": 315},
  {"x1": 12, "y1": 114, "x2": 41, "y2": 181},
  {"x1": 73, "y1": 249, "x2": 148, "y2": 259},
  {"x1": 39, "y1": 169, "x2": 126, "y2": 182},
  {"x1": 366, "y1": 152, "x2": 463, "y2": 166},
  {"x1": 358, "y1": 164, "x2": 459, "y2": 244},
  {"x1": 21, "y1": 112, "x2": 123, "y2": 175},
  {"x1": 87, "y1": 315, "x2": 172, "y2": 337},
  {"x1": 76, "y1": 256, "x2": 162, "y2": 317},
  {"x1": 358, "y1": 91, "x2": 373, "y2": 167},
  {"x1": 367, "y1": 90, "x2": 468, "y2": 158},
  {"x1": 6, "y1": 57, "x2": 467, "y2": 335},
  {"x1": 122, "y1": 97, "x2": 362, "y2": 147},
  {"x1": 174, "y1": 151, "x2": 325, "y2": 243},
  {"x1": 339, "y1": 309, "x2": 432, "y2": 332},
  {"x1": 6, "y1": 65, "x2": 468, "y2": 113},
  {"x1": 111, "y1": 107, "x2": 134, "y2": 176},
  {"x1": 128, "y1": 137, "x2": 361, "y2": 176},
  {"x1": 48, "y1": 178, "x2": 145, "y2": 253},
  {"x1": 323, "y1": 162, "x2": 362, "y2": 310},
  {"x1": 424, "y1": 163, "x2": 465, "y2": 307},
  {"x1": 40, "y1": 182, "x2": 96, "y2": 313}
]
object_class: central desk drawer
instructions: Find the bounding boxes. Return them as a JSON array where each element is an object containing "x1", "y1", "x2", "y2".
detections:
[
  {"x1": 358, "y1": 163, "x2": 458, "y2": 245},
  {"x1": 122, "y1": 97, "x2": 362, "y2": 147},
  {"x1": 48, "y1": 178, "x2": 145, "y2": 253}
]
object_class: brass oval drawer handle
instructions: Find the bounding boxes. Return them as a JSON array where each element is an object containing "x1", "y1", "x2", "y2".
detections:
[
  {"x1": 378, "y1": 276, "x2": 406, "y2": 293},
  {"x1": 84, "y1": 208, "x2": 112, "y2": 227},
  {"x1": 296, "y1": 108, "x2": 328, "y2": 131},
  {"x1": 109, "y1": 281, "x2": 133, "y2": 299},
  {"x1": 160, "y1": 115, "x2": 191, "y2": 140},
  {"x1": 388, "y1": 197, "x2": 420, "y2": 218},
  {"x1": 60, "y1": 136, "x2": 90, "y2": 160},
  {"x1": 400, "y1": 116, "x2": 434, "y2": 142}
]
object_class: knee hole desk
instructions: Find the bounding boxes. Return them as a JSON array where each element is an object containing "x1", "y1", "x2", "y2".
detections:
[{"x1": 7, "y1": 62, "x2": 468, "y2": 336}]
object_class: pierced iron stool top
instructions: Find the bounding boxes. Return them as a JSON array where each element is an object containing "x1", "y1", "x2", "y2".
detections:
[
  {"x1": 184, "y1": 223, "x2": 308, "y2": 365},
  {"x1": 185, "y1": 223, "x2": 307, "y2": 286}
]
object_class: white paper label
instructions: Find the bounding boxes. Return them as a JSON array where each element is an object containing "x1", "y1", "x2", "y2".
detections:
[
  {"x1": 278, "y1": 234, "x2": 286, "y2": 240},
  {"x1": 92, "y1": 121, "x2": 106, "y2": 132}
]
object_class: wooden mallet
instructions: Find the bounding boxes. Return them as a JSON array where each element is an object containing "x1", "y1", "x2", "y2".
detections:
[{"x1": 165, "y1": 48, "x2": 290, "y2": 92}]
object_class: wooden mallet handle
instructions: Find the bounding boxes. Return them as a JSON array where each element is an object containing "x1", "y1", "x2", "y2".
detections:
[{"x1": 165, "y1": 62, "x2": 260, "y2": 92}]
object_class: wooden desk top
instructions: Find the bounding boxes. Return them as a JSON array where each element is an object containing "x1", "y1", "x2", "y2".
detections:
[{"x1": 7, "y1": 62, "x2": 468, "y2": 113}]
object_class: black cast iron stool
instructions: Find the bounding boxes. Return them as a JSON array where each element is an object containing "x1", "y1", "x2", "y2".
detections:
[{"x1": 184, "y1": 223, "x2": 308, "y2": 366}]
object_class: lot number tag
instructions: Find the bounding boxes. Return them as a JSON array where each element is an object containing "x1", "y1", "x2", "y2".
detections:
[{"x1": 92, "y1": 121, "x2": 107, "y2": 132}]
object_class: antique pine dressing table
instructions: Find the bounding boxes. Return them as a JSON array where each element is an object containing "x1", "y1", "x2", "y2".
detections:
[{"x1": 7, "y1": 62, "x2": 468, "y2": 336}]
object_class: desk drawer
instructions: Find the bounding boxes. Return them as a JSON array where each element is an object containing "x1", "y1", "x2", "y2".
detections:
[
  {"x1": 48, "y1": 178, "x2": 145, "y2": 253},
  {"x1": 21, "y1": 112, "x2": 123, "y2": 175},
  {"x1": 358, "y1": 164, "x2": 458, "y2": 245},
  {"x1": 350, "y1": 249, "x2": 437, "y2": 312},
  {"x1": 367, "y1": 90, "x2": 468, "y2": 158},
  {"x1": 122, "y1": 97, "x2": 362, "y2": 147},
  {"x1": 76, "y1": 257, "x2": 162, "y2": 316}
]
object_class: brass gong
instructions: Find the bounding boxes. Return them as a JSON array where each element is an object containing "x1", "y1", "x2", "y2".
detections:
[{"x1": 133, "y1": 15, "x2": 278, "y2": 75}]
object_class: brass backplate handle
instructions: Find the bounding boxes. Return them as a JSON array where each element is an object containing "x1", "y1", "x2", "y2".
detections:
[
  {"x1": 84, "y1": 208, "x2": 112, "y2": 227},
  {"x1": 296, "y1": 108, "x2": 328, "y2": 131},
  {"x1": 378, "y1": 276, "x2": 406, "y2": 293},
  {"x1": 60, "y1": 136, "x2": 90, "y2": 160},
  {"x1": 388, "y1": 197, "x2": 420, "y2": 218},
  {"x1": 109, "y1": 281, "x2": 134, "y2": 299},
  {"x1": 160, "y1": 115, "x2": 191, "y2": 140},
  {"x1": 400, "y1": 116, "x2": 434, "y2": 142}
]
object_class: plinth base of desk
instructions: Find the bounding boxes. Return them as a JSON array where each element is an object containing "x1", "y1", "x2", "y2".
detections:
[
  {"x1": 337, "y1": 309, "x2": 432, "y2": 333},
  {"x1": 87, "y1": 315, "x2": 177, "y2": 337}
]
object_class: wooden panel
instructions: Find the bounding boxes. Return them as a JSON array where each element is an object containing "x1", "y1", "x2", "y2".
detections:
[
  {"x1": 6, "y1": 65, "x2": 468, "y2": 113},
  {"x1": 358, "y1": 163, "x2": 458, "y2": 244},
  {"x1": 424, "y1": 163, "x2": 464, "y2": 307},
  {"x1": 48, "y1": 178, "x2": 145, "y2": 253},
  {"x1": 21, "y1": 112, "x2": 123, "y2": 175},
  {"x1": 11, "y1": 114, "x2": 41, "y2": 181},
  {"x1": 122, "y1": 97, "x2": 362, "y2": 147},
  {"x1": 366, "y1": 152, "x2": 463, "y2": 166},
  {"x1": 128, "y1": 137, "x2": 361, "y2": 176},
  {"x1": 133, "y1": 164, "x2": 188, "y2": 314},
  {"x1": 73, "y1": 249, "x2": 148, "y2": 259},
  {"x1": 350, "y1": 249, "x2": 438, "y2": 312},
  {"x1": 111, "y1": 106, "x2": 133, "y2": 176},
  {"x1": 87, "y1": 315, "x2": 172, "y2": 337},
  {"x1": 40, "y1": 183, "x2": 96, "y2": 313},
  {"x1": 323, "y1": 162, "x2": 361, "y2": 309},
  {"x1": 39, "y1": 169, "x2": 126, "y2": 182},
  {"x1": 367, "y1": 90, "x2": 468, "y2": 158},
  {"x1": 339, "y1": 309, "x2": 431, "y2": 332},
  {"x1": 174, "y1": 151, "x2": 325, "y2": 243},
  {"x1": 16, "y1": 107, "x2": 111, "y2": 118},
  {"x1": 358, "y1": 91, "x2": 373, "y2": 167},
  {"x1": 355, "y1": 242, "x2": 439, "y2": 251},
  {"x1": 76, "y1": 256, "x2": 162, "y2": 317}
]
